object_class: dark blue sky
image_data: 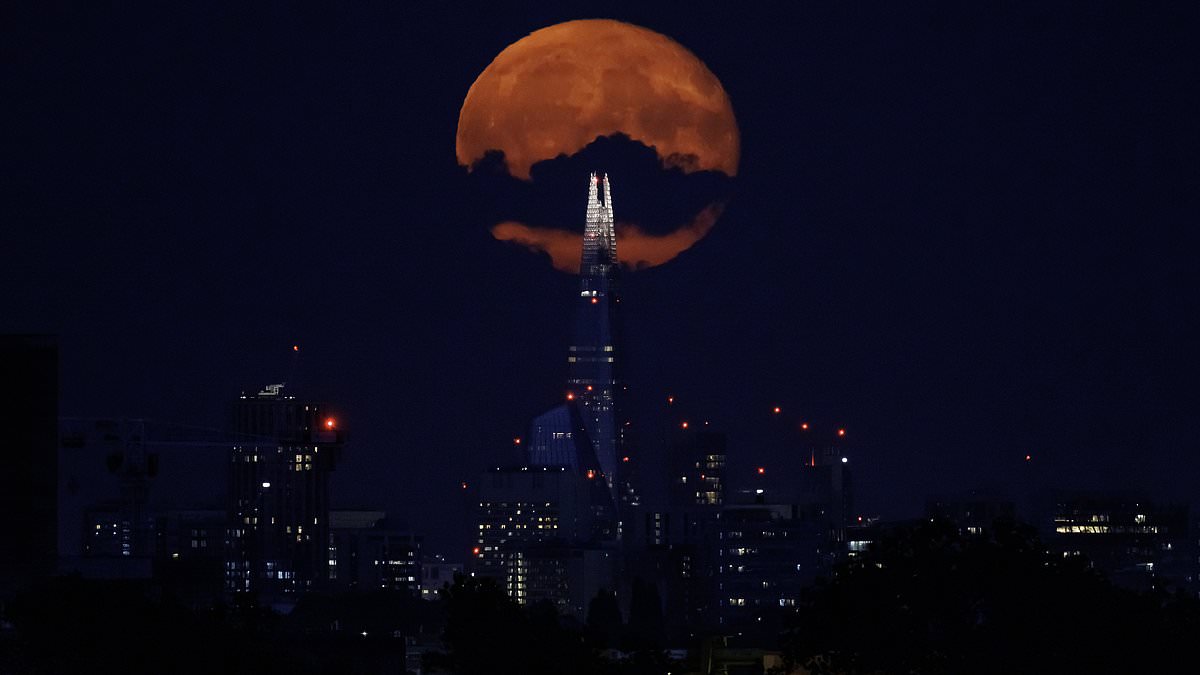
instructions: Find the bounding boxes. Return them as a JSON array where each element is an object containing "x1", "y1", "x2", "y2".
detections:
[{"x1": 4, "y1": 2, "x2": 1197, "y2": 555}]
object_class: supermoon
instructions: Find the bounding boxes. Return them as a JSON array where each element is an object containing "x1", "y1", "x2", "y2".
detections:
[{"x1": 457, "y1": 19, "x2": 740, "y2": 179}]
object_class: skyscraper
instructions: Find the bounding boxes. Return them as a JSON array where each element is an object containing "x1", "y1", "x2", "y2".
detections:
[
  {"x1": 470, "y1": 175, "x2": 628, "y2": 610},
  {"x1": 226, "y1": 384, "x2": 342, "y2": 604},
  {"x1": 566, "y1": 173, "x2": 621, "y2": 494}
]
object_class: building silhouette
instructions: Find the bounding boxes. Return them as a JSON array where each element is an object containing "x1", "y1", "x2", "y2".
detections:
[
  {"x1": 642, "y1": 426, "x2": 728, "y2": 637},
  {"x1": 155, "y1": 508, "x2": 226, "y2": 608},
  {"x1": 328, "y1": 510, "x2": 423, "y2": 594},
  {"x1": 226, "y1": 383, "x2": 342, "y2": 604},
  {"x1": 926, "y1": 490, "x2": 1016, "y2": 535},
  {"x1": 1049, "y1": 492, "x2": 1190, "y2": 592},
  {"x1": 795, "y1": 442, "x2": 854, "y2": 546},
  {"x1": 58, "y1": 418, "x2": 231, "y2": 586},
  {"x1": 0, "y1": 335, "x2": 57, "y2": 597}
]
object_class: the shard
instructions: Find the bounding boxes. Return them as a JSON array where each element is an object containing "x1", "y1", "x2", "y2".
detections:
[
  {"x1": 569, "y1": 173, "x2": 621, "y2": 494},
  {"x1": 528, "y1": 173, "x2": 622, "y2": 499}
]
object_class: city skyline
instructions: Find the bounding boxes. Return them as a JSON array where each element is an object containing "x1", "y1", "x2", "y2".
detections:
[
  {"x1": 5, "y1": 2, "x2": 1196, "y2": 561},
  {"x1": 4, "y1": 5, "x2": 1200, "y2": 673}
]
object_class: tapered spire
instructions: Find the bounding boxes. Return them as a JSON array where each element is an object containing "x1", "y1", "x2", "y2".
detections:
[
  {"x1": 569, "y1": 172, "x2": 621, "y2": 496},
  {"x1": 582, "y1": 172, "x2": 617, "y2": 272}
]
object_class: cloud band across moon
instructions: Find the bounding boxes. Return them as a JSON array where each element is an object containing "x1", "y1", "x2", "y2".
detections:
[
  {"x1": 457, "y1": 19, "x2": 740, "y2": 272},
  {"x1": 492, "y1": 203, "x2": 724, "y2": 272}
]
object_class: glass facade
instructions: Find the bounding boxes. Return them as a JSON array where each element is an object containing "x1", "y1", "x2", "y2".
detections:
[{"x1": 568, "y1": 173, "x2": 622, "y2": 494}]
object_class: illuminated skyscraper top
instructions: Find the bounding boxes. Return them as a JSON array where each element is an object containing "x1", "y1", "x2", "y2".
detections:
[
  {"x1": 581, "y1": 172, "x2": 617, "y2": 272},
  {"x1": 569, "y1": 173, "x2": 621, "y2": 495}
]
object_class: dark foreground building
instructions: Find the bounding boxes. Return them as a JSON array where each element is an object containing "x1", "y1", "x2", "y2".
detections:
[{"x1": 0, "y1": 335, "x2": 58, "y2": 596}]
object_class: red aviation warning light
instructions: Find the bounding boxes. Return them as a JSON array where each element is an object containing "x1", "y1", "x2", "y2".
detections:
[
  {"x1": 461, "y1": 482, "x2": 469, "y2": 490},
  {"x1": 667, "y1": 395, "x2": 675, "y2": 405},
  {"x1": 591, "y1": 297, "x2": 599, "y2": 304},
  {"x1": 513, "y1": 437, "x2": 522, "y2": 445},
  {"x1": 757, "y1": 467, "x2": 765, "y2": 475},
  {"x1": 566, "y1": 392, "x2": 575, "y2": 401},
  {"x1": 472, "y1": 547, "x2": 481, "y2": 556},
  {"x1": 1025, "y1": 454, "x2": 1032, "y2": 462},
  {"x1": 800, "y1": 422, "x2": 809, "y2": 431},
  {"x1": 622, "y1": 456, "x2": 630, "y2": 463},
  {"x1": 292, "y1": 345, "x2": 299, "y2": 352},
  {"x1": 586, "y1": 385, "x2": 593, "y2": 392},
  {"x1": 837, "y1": 428, "x2": 846, "y2": 437},
  {"x1": 586, "y1": 469, "x2": 596, "y2": 480},
  {"x1": 773, "y1": 406, "x2": 782, "y2": 414},
  {"x1": 681, "y1": 421, "x2": 689, "y2": 429},
  {"x1": 325, "y1": 418, "x2": 336, "y2": 430}
]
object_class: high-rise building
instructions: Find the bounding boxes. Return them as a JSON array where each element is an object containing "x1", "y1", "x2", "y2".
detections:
[
  {"x1": 0, "y1": 335, "x2": 58, "y2": 596},
  {"x1": 796, "y1": 445, "x2": 853, "y2": 546},
  {"x1": 567, "y1": 173, "x2": 622, "y2": 495},
  {"x1": 466, "y1": 174, "x2": 634, "y2": 612},
  {"x1": 226, "y1": 383, "x2": 342, "y2": 603}
]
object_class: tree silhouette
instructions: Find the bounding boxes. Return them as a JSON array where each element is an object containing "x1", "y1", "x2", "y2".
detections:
[
  {"x1": 782, "y1": 518, "x2": 1200, "y2": 675},
  {"x1": 426, "y1": 574, "x2": 600, "y2": 675},
  {"x1": 625, "y1": 578, "x2": 665, "y2": 651},
  {"x1": 586, "y1": 588, "x2": 623, "y2": 650}
]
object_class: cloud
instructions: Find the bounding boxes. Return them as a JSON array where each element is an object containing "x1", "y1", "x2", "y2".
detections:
[{"x1": 491, "y1": 203, "x2": 724, "y2": 273}]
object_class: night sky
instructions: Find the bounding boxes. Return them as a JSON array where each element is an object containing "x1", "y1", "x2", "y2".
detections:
[{"x1": 5, "y1": 2, "x2": 1197, "y2": 555}]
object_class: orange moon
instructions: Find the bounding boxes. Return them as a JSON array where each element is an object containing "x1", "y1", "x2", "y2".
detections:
[{"x1": 457, "y1": 19, "x2": 740, "y2": 179}]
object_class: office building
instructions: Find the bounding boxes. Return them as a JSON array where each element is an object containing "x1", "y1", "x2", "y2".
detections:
[
  {"x1": 226, "y1": 383, "x2": 343, "y2": 603},
  {"x1": 716, "y1": 503, "x2": 828, "y2": 629},
  {"x1": 328, "y1": 510, "x2": 423, "y2": 594},
  {"x1": 1050, "y1": 492, "x2": 1190, "y2": 591},
  {"x1": 470, "y1": 465, "x2": 614, "y2": 614}
]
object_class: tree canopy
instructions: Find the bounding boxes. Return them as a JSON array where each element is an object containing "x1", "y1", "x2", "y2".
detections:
[{"x1": 783, "y1": 518, "x2": 1199, "y2": 675}]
